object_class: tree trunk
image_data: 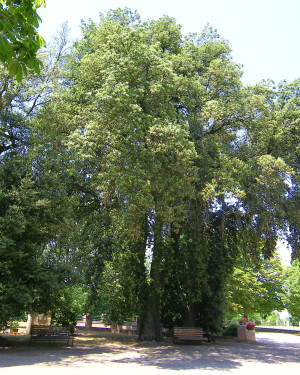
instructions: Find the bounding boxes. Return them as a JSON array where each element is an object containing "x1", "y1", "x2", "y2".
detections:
[
  {"x1": 183, "y1": 301, "x2": 196, "y2": 327},
  {"x1": 138, "y1": 283, "x2": 162, "y2": 341},
  {"x1": 85, "y1": 313, "x2": 92, "y2": 329},
  {"x1": 138, "y1": 214, "x2": 163, "y2": 341},
  {"x1": 111, "y1": 322, "x2": 121, "y2": 333},
  {"x1": 26, "y1": 314, "x2": 32, "y2": 335}
]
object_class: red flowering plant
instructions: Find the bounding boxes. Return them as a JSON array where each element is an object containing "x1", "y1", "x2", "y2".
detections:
[
  {"x1": 246, "y1": 321, "x2": 255, "y2": 330},
  {"x1": 241, "y1": 318, "x2": 248, "y2": 325}
]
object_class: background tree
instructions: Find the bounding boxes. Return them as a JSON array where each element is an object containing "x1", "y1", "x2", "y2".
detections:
[
  {"x1": 276, "y1": 80, "x2": 300, "y2": 260},
  {"x1": 284, "y1": 260, "x2": 300, "y2": 320},
  {"x1": 241, "y1": 80, "x2": 299, "y2": 259},
  {"x1": 0, "y1": 28, "x2": 73, "y2": 327},
  {"x1": 226, "y1": 254, "x2": 284, "y2": 317},
  {"x1": 160, "y1": 28, "x2": 292, "y2": 335}
]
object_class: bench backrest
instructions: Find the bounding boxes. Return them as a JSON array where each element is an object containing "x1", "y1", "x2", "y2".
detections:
[
  {"x1": 174, "y1": 327, "x2": 204, "y2": 336},
  {"x1": 31, "y1": 325, "x2": 51, "y2": 336},
  {"x1": 31, "y1": 325, "x2": 71, "y2": 337}
]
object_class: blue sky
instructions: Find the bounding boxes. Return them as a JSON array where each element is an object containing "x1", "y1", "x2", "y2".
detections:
[
  {"x1": 38, "y1": 0, "x2": 300, "y2": 86},
  {"x1": 38, "y1": 0, "x2": 295, "y2": 264}
]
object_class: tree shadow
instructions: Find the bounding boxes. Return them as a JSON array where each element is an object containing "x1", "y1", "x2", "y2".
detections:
[
  {"x1": 0, "y1": 332, "x2": 299, "y2": 372},
  {"x1": 109, "y1": 339, "x2": 300, "y2": 371}
]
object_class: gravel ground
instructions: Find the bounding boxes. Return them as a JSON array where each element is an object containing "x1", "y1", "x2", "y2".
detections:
[{"x1": 0, "y1": 331, "x2": 299, "y2": 375}]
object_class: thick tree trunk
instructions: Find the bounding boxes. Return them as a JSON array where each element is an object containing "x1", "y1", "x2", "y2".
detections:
[
  {"x1": 85, "y1": 313, "x2": 92, "y2": 329},
  {"x1": 138, "y1": 283, "x2": 162, "y2": 341},
  {"x1": 111, "y1": 322, "x2": 121, "y2": 333},
  {"x1": 138, "y1": 214, "x2": 163, "y2": 341},
  {"x1": 183, "y1": 301, "x2": 196, "y2": 327}
]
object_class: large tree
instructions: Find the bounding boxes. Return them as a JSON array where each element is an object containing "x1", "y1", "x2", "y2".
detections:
[
  {"x1": 38, "y1": 9, "x2": 297, "y2": 340},
  {"x1": 43, "y1": 9, "x2": 198, "y2": 340}
]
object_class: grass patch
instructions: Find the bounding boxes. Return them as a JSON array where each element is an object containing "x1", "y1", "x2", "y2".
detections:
[{"x1": 75, "y1": 331, "x2": 138, "y2": 347}]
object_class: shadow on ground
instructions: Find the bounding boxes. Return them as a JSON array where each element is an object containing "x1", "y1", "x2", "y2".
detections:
[{"x1": 0, "y1": 330, "x2": 299, "y2": 372}]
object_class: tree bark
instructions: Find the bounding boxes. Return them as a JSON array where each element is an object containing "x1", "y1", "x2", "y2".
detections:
[
  {"x1": 85, "y1": 313, "x2": 92, "y2": 329},
  {"x1": 183, "y1": 301, "x2": 196, "y2": 327},
  {"x1": 138, "y1": 280, "x2": 163, "y2": 341},
  {"x1": 110, "y1": 322, "x2": 121, "y2": 333},
  {"x1": 138, "y1": 214, "x2": 163, "y2": 341}
]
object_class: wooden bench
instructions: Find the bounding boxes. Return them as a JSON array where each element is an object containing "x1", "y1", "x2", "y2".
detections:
[
  {"x1": 30, "y1": 325, "x2": 74, "y2": 345},
  {"x1": 173, "y1": 327, "x2": 208, "y2": 343}
]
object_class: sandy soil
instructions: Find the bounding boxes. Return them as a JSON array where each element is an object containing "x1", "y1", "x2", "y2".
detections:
[{"x1": 0, "y1": 330, "x2": 300, "y2": 375}]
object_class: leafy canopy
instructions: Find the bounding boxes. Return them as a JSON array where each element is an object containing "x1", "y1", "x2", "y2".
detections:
[
  {"x1": 226, "y1": 255, "x2": 284, "y2": 316},
  {"x1": 0, "y1": 0, "x2": 45, "y2": 81},
  {"x1": 284, "y1": 260, "x2": 300, "y2": 320}
]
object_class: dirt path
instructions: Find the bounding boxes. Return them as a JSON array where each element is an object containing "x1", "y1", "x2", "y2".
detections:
[{"x1": 0, "y1": 331, "x2": 299, "y2": 374}]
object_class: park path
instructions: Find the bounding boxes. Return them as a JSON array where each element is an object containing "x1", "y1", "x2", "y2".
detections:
[{"x1": 0, "y1": 331, "x2": 299, "y2": 375}]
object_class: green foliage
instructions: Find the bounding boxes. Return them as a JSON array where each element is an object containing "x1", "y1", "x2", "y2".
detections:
[
  {"x1": 0, "y1": 152, "x2": 74, "y2": 326},
  {"x1": 264, "y1": 311, "x2": 281, "y2": 325},
  {"x1": 9, "y1": 321, "x2": 19, "y2": 329},
  {"x1": 50, "y1": 285, "x2": 87, "y2": 326},
  {"x1": 49, "y1": 8, "x2": 297, "y2": 339},
  {"x1": 62, "y1": 11, "x2": 199, "y2": 339},
  {"x1": 0, "y1": 29, "x2": 75, "y2": 327},
  {"x1": 97, "y1": 252, "x2": 141, "y2": 325},
  {"x1": 284, "y1": 260, "x2": 300, "y2": 320},
  {"x1": 1, "y1": 7, "x2": 298, "y2": 341},
  {"x1": 0, "y1": 0, "x2": 45, "y2": 81},
  {"x1": 226, "y1": 254, "x2": 284, "y2": 316},
  {"x1": 243, "y1": 80, "x2": 300, "y2": 260}
]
